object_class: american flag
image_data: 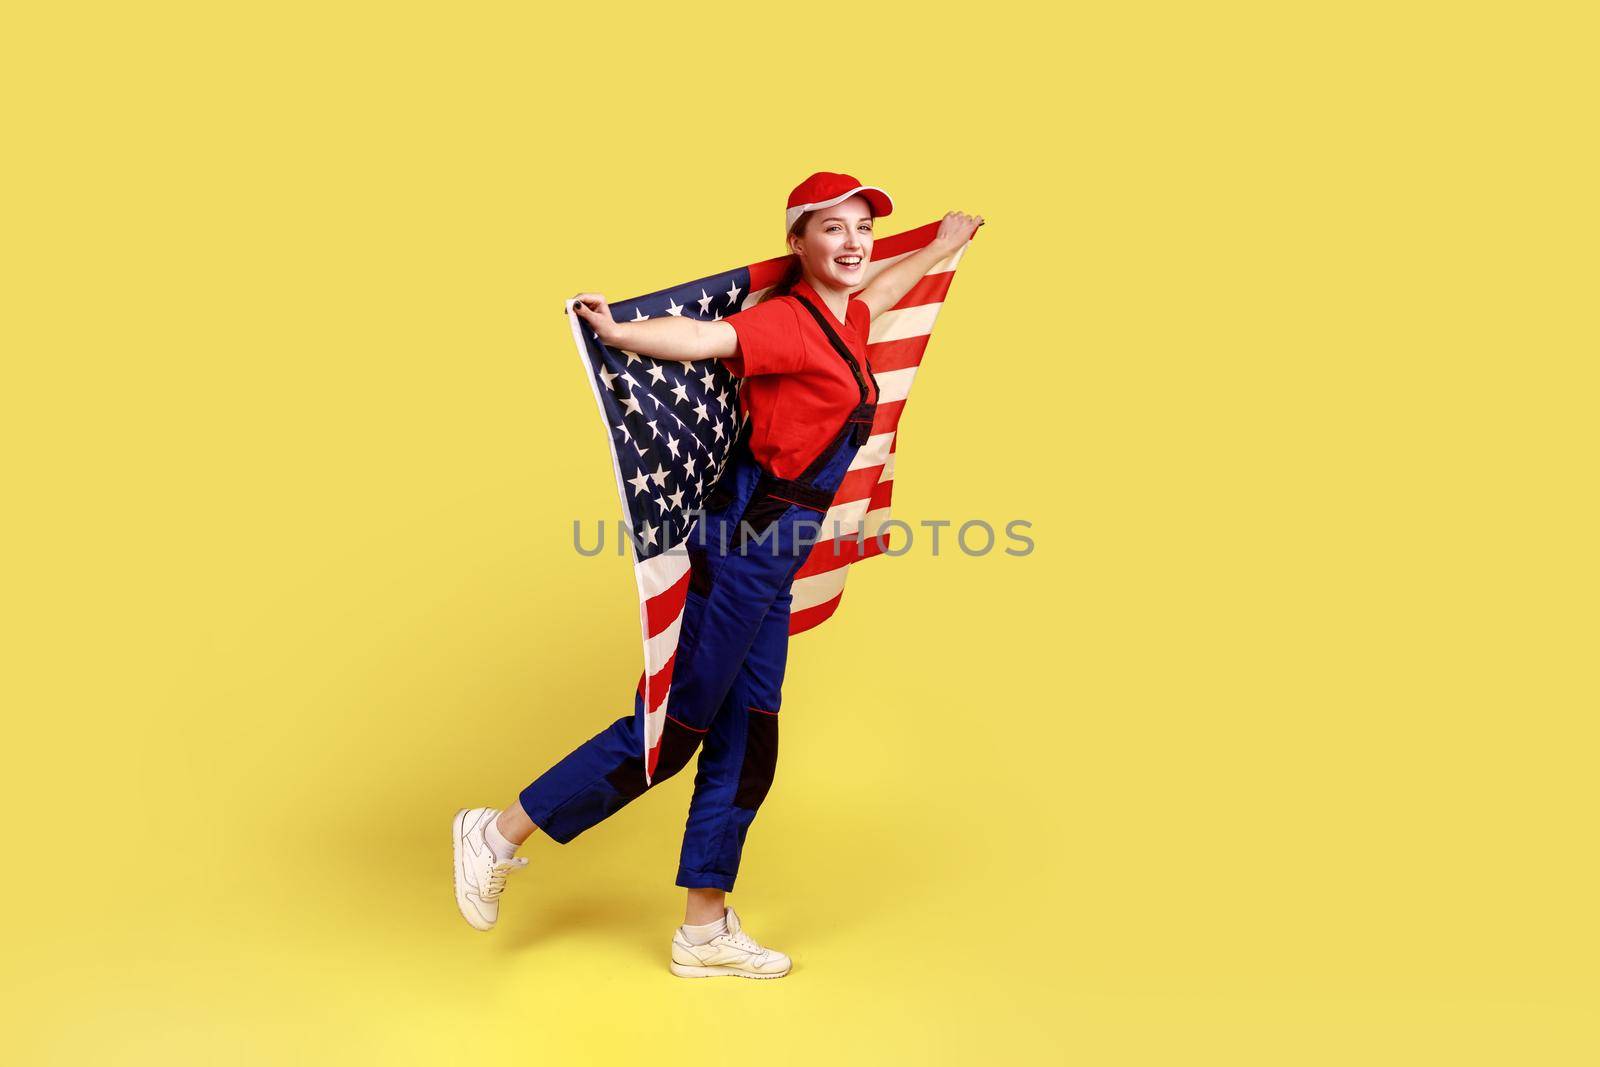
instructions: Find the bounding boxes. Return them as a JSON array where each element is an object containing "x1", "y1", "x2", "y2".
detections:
[{"x1": 563, "y1": 220, "x2": 974, "y2": 781}]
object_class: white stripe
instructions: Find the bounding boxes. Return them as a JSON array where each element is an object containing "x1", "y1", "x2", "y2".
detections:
[
  {"x1": 791, "y1": 565, "x2": 850, "y2": 613},
  {"x1": 813, "y1": 501, "x2": 897, "y2": 553},
  {"x1": 857, "y1": 247, "x2": 913, "y2": 287},
  {"x1": 817, "y1": 495, "x2": 872, "y2": 541},
  {"x1": 873, "y1": 366, "x2": 918, "y2": 405},
  {"x1": 846, "y1": 430, "x2": 896, "y2": 472},
  {"x1": 636, "y1": 549, "x2": 690, "y2": 600},
  {"x1": 882, "y1": 451, "x2": 896, "y2": 482},
  {"x1": 860, "y1": 505, "x2": 894, "y2": 540},
  {"x1": 870, "y1": 303, "x2": 941, "y2": 344},
  {"x1": 859, "y1": 241, "x2": 966, "y2": 288},
  {"x1": 643, "y1": 603, "x2": 686, "y2": 671}
]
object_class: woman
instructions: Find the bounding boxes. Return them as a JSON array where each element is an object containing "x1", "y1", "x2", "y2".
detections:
[{"x1": 453, "y1": 171, "x2": 983, "y2": 979}]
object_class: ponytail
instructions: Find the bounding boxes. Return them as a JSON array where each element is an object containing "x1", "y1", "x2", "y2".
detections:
[{"x1": 757, "y1": 213, "x2": 811, "y2": 305}]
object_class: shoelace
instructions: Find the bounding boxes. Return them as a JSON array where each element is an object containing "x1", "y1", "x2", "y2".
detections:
[
  {"x1": 481, "y1": 857, "x2": 528, "y2": 900},
  {"x1": 722, "y1": 926, "x2": 765, "y2": 955}
]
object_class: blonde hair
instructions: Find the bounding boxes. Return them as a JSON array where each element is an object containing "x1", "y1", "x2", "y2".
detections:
[{"x1": 757, "y1": 213, "x2": 811, "y2": 306}]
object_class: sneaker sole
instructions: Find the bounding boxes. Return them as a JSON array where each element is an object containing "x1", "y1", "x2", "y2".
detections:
[
  {"x1": 669, "y1": 960, "x2": 792, "y2": 980},
  {"x1": 451, "y1": 808, "x2": 492, "y2": 932}
]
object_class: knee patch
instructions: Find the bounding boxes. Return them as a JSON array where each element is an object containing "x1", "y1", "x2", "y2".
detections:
[
  {"x1": 733, "y1": 707, "x2": 779, "y2": 809},
  {"x1": 605, "y1": 716, "x2": 705, "y2": 799}
]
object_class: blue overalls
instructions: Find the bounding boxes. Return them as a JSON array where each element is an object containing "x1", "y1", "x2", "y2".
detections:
[{"x1": 519, "y1": 294, "x2": 876, "y2": 892}]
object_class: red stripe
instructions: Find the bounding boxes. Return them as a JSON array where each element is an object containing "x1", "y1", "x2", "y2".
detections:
[
  {"x1": 645, "y1": 652, "x2": 676, "y2": 714},
  {"x1": 871, "y1": 400, "x2": 906, "y2": 435},
  {"x1": 870, "y1": 476, "x2": 895, "y2": 511},
  {"x1": 821, "y1": 448, "x2": 896, "y2": 515},
  {"x1": 644, "y1": 569, "x2": 690, "y2": 638},
  {"x1": 746, "y1": 256, "x2": 790, "y2": 293},
  {"x1": 788, "y1": 594, "x2": 842, "y2": 635},
  {"x1": 869, "y1": 222, "x2": 940, "y2": 260},
  {"x1": 795, "y1": 476, "x2": 899, "y2": 578},
  {"x1": 895, "y1": 272, "x2": 953, "y2": 309},
  {"x1": 796, "y1": 535, "x2": 868, "y2": 579},
  {"x1": 866, "y1": 335, "x2": 929, "y2": 374},
  {"x1": 830, "y1": 464, "x2": 886, "y2": 506}
]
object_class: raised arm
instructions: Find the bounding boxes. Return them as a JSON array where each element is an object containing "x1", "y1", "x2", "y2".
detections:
[
  {"x1": 569, "y1": 293, "x2": 737, "y2": 362},
  {"x1": 856, "y1": 211, "x2": 984, "y2": 322}
]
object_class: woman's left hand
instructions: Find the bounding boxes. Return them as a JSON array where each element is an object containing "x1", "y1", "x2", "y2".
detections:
[{"x1": 930, "y1": 211, "x2": 985, "y2": 255}]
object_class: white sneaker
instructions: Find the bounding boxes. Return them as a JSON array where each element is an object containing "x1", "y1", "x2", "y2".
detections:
[
  {"x1": 669, "y1": 907, "x2": 793, "y2": 979},
  {"x1": 452, "y1": 807, "x2": 527, "y2": 931}
]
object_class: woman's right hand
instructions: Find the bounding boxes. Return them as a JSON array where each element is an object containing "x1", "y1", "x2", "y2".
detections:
[{"x1": 569, "y1": 293, "x2": 621, "y2": 345}]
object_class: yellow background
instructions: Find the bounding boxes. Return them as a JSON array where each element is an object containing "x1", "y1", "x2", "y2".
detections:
[{"x1": 4, "y1": 1, "x2": 1595, "y2": 1063}]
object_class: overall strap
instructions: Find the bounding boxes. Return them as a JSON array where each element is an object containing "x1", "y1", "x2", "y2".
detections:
[{"x1": 792, "y1": 292, "x2": 871, "y2": 405}]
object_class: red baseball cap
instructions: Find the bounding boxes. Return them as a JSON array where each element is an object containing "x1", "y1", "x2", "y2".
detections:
[{"x1": 785, "y1": 171, "x2": 894, "y2": 232}]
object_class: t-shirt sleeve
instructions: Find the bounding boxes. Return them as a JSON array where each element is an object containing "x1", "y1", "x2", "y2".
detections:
[
  {"x1": 846, "y1": 292, "x2": 872, "y2": 337},
  {"x1": 721, "y1": 298, "x2": 806, "y2": 377}
]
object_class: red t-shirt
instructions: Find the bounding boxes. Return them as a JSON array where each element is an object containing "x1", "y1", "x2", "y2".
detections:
[{"x1": 721, "y1": 279, "x2": 879, "y2": 481}]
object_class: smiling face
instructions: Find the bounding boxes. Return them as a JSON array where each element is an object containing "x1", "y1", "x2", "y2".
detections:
[{"x1": 789, "y1": 194, "x2": 875, "y2": 292}]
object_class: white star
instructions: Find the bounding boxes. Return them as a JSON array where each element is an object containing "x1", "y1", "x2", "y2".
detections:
[
  {"x1": 667, "y1": 488, "x2": 685, "y2": 510},
  {"x1": 632, "y1": 440, "x2": 647, "y2": 457},
  {"x1": 649, "y1": 463, "x2": 669, "y2": 487},
  {"x1": 682, "y1": 453, "x2": 697, "y2": 478},
  {"x1": 692, "y1": 400, "x2": 709, "y2": 423},
  {"x1": 714, "y1": 389, "x2": 728, "y2": 409},
  {"x1": 626, "y1": 470, "x2": 650, "y2": 496},
  {"x1": 638, "y1": 521, "x2": 658, "y2": 547},
  {"x1": 620, "y1": 371, "x2": 638, "y2": 387},
  {"x1": 712, "y1": 311, "x2": 722, "y2": 321},
  {"x1": 646, "y1": 419, "x2": 661, "y2": 439},
  {"x1": 725, "y1": 281, "x2": 742, "y2": 307},
  {"x1": 620, "y1": 392, "x2": 642, "y2": 416},
  {"x1": 614, "y1": 422, "x2": 629, "y2": 437},
  {"x1": 598, "y1": 367, "x2": 618, "y2": 390},
  {"x1": 623, "y1": 349, "x2": 640, "y2": 365},
  {"x1": 712, "y1": 421, "x2": 725, "y2": 442},
  {"x1": 665, "y1": 297, "x2": 685, "y2": 317},
  {"x1": 629, "y1": 307, "x2": 650, "y2": 322},
  {"x1": 697, "y1": 289, "x2": 714, "y2": 315},
  {"x1": 699, "y1": 366, "x2": 718, "y2": 391},
  {"x1": 670, "y1": 382, "x2": 689, "y2": 405},
  {"x1": 665, "y1": 436, "x2": 681, "y2": 459},
  {"x1": 647, "y1": 363, "x2": 666, "y2": 384}
]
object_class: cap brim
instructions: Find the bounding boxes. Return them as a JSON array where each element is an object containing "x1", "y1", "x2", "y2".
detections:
[{"x1": 786, "y1": 185, "x2": 895, "y2": 231}]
